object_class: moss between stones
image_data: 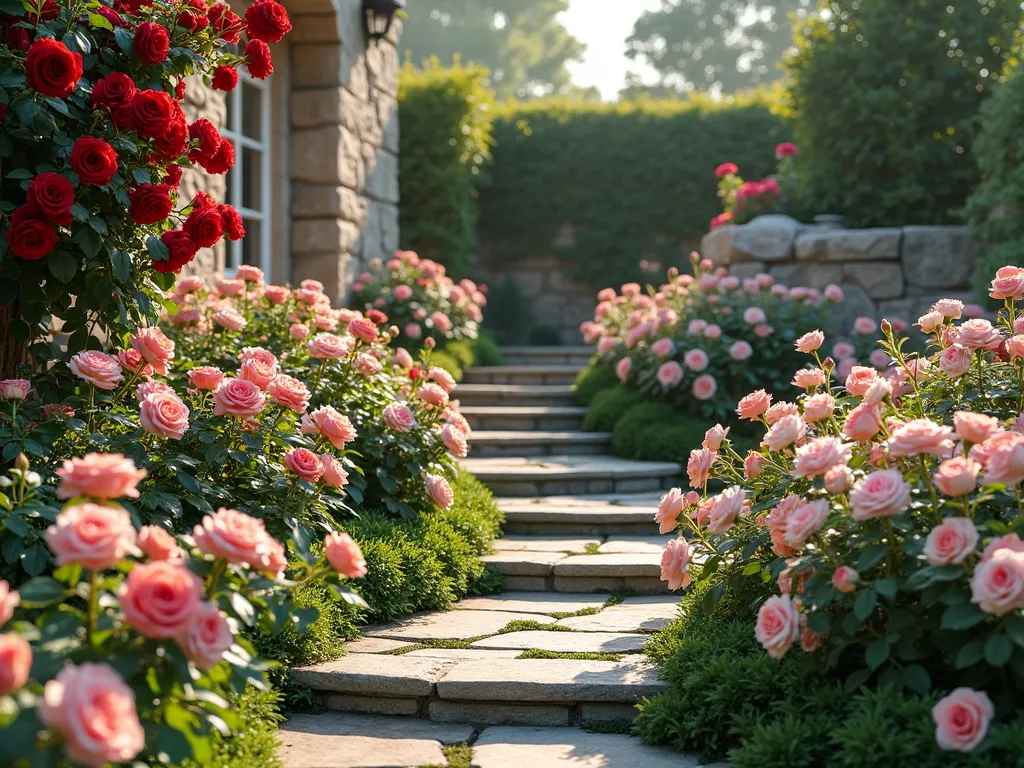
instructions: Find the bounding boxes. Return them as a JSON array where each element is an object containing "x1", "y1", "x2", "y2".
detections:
[
  {"x1": 517, "y1": 649, "x2": 622, "y2": 662},
  {"x1": 547, "y1": 607, "x2": 601, "y2": 620},
  {"x1": 498, "y1": 620, "x2": 579, "y2": 634}
]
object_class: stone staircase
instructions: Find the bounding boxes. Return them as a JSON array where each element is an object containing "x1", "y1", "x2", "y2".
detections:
[{"x1": 280, "y1": 347, "x2": 691, "y2": 765}]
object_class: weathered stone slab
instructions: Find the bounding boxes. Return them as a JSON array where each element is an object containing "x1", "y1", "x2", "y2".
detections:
[
  {"x1": 324, "y1": 694, "x2": 419, "y2": 716},
  {"x1": 833, "y1": 282, "x2": 876, "y2": 332},
  {"x1": 471, "y1": 726, "x2": 707, "y2": 768},
  {"x1": 768, "y1": 262, "x2": 844, "y2": 290},
  {"x1": 290, "y1": 655, "x2": 454, "y2": 697},
  {"x1": 823, "y1": 228, "x2": 901, "y2": 261},
  {"x1": 480, "y1": 552, "x2": 565, "y2": 576},
  {"x1": 700, "y1": 226, "x2": 734, "y2": 266},
  {"x1": 429, "y1": 700, "x2": 571, "y2": 727},
  {"x1": 436, "y1": 659, "x2": 668, "y2": 702},
  {"x1": 363, "y1": 610, "x2": 555, "y2": 641},
  {"x1": 552, "y1": 576, "x2": 667, "y2": 595},
  {"x1": 552, "y1": 554, "x2": 661, "y2": 578},
  {"x1": 580, "y1": 702, "x2": 641, "y2": 723},
  {"x1": 902, "y1": 225, "x2": 977, "y2": 289},
  {"x1": 457, "y1": 593, "x2": 608, "y2": 615},
  {"x1": 794, "y1": 230, "x2": 829, "y2": 261},
  {"x1": 727, "y1": 260, "x2": 768, "y2": 279},
  {"x1": 598, "y1": 536, "x2": 670, "y2": 554},
  {"x1": 471, "y1": 631, "x2": 647, "y2": 654},
  {"x1": 343, "y1": 637, "x2": 414, "y2": 654},
  {"x1": 731, "y1": 215, "x2": 800, "y2": 262},
  {"x1": 493, "y1": 536, "x2": 601, "y2": 553},
  {"x1": 843, "y1": 261, "x2": 905, "y2": 300},
  {"x1": 558, "y1": 597, "x2": 681, "y2": 633},
  {"x1": 404, "y1": 649, "x2": 522, "y2": 660},
  {"x1": 503, "y1": 576, "x2": 551, "y2": 591}
]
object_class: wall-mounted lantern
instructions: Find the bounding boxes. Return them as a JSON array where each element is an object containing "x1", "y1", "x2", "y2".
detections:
[{"x1": 362, "y1": 0, "x2": 404, "y2": 45}]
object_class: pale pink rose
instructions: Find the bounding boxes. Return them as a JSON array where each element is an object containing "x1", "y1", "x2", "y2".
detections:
[
  {"x1": 793, "y1": 437, "x2": 851, "y2": 479},
  {"x1": 212, "y1": 377, "x2": 266, "y2": 418},
  {"x1": 116, "y1": 348, "x2": 153, "y2": 378},
  {"x1": 737, "y1": 389, "x2": 772, "y2": 420},
  {"x1": 301, "y1": 405, "x2": 358, "y2": 448},
  {"x1": 762, "y1": 414, "x2": 806, "y2": 452},
  {"x1": 285, "y1": 447, "x2": 324, "y2": 482},
  {"x1": 765, "y1": 401, "x2": 799, "y2": 425},
  {"x1": 655, "y1": 487, "x2": 685, "y2": 534},
  {"x1": 308, "y1": 333, "x2": 354, "y2": 360},
  {"x1": 971, "y1": 549, "x2": 1024, "y2": 616},
  {"x1": 755, "y1": 594, "x2": 800, "y2": 659},
  {"x1": 430, "y1": 311, "x2": 453, "y2": 332},
  {"x1": 988, "y1": 265, "x2": 1024, "y2": 300},
  {"x1": 233, "y1": 265, "x2": 263, "y2": 284},
  {"x1": 615, "y1": 356, "x2": 632, "y2": 382},
  {"x1": 621, "y1": 282, "x2": 641, "y2": 296},
  {"x1": 404, "y1": 322, "x2": 423, "y2": 339},
  {"x1": 301, "y1": 278, "x2": 325, "y2": 293},
  {"x1": 743, "y1": 306, "x2": 767, "y2": 325},
  {"x1": 791, "y1": 368, "x2": 825, "y2": 389},
  {"x1": 954, "y1": 411, "x2": 1003, "y2": 445},
  {"x1": 753, "y1": 323, "x2": 774, "y2": 339},
  {"x1": 325, "y1": 532, "x2": 367, "y2": 578},
  {"x1": 428, "y1": 366, "x2": 458, "y2": 393},
  {"x1": 392, "y1": 347, "x2": 414, "y2": 369},
  {"x1": 266, "y1": 375, "x2": 311, "y2": 413},
  {"x1": 660, "y1": 538, "x2": 691, "y2": 590},
  {"x1": 790, "y1": 287, "x2": 810, "y2": 301},
  {"x1": 703, "y1": 323, "x2": 722, "y2": 340},
  {"x1": 193, "y1": 507, "x2": 281, "y2": 571},
  {"x1": 56, "y1": 453, "x2": 147, "y2": 500},
  {"x1": 320, "y1": 454, "x2": 349, "y2": 489},
  {"x1": 0, "y1": 378, "x2": 31, "y2": 400},
  {"x1": 729, "y1": 340, "x2": 752, "y2": 361},
  {"x1": 844, "y1": 365, "x2": 881, "y2": 396},
  {"x1": 136, "y1": 380, "x2": 173, "y2": 401},
  {"x1": 425, "y1": 473, "x2": 454, "y2": 510},
  {"x1": 353, "y1": 352, "x2": 383, "y2": 378},
  {"x1": 795, "y1": 330, "x2": 824, "y2": 353},
  {"x1": 783, "y1": 499, "x2": 830, "y2": 547},
  {"x1": 706, "y1": 485, "x2": 744, "y2": 534},
  {"x1": 625, "y1": 322, "x2": 651, "y2": 348},
  {"x1": 239, "y1": 347, "x2": 280, "y2": 389},
  {"x1": 934, "y1": 457, "x2": 980, "y2": 497},
  {"x1": 179, "y1": 602, "x2": 233, "y2": 670},
  {"x1": 348, "y1": 317, "x2": 379, "y2": 343},
  {"x1": 383, "y1": 402, "x2": 417, "y2": 433},
  {"x1": 68, "y1": 351, "x2": 124, "y2": 391},
  {"x1": 982, "y1": 533, "x2": 1024, "y2": 561},
  {"x1": 217, "y1": 278, "x2": 245, "y2": 296},
  {"x1": 213, "y1": 307, "x2": 247, "y2": 331},
  {"x1": 917, "y1": 310, "x2": 943, "y2": 333},
  {"x1": 831, "y1": 565, "x2": 858, "y2": 593},
  {"x1": 120, "y1": 560, "x2": 202, "y2": 639},
  {"x1": 0, "y1": 634, "x2": 30, "y2": 695},
  {"x1": 686, "y1": 447, "x2": 715, "y2": 489},
  {"x1": 40, "y1": 662, "x2": 145, "y2": 767},
  {"x1": 939, "y1": 344, "x2": 973, "y2": 378},
  {"x1": 597, "y1": 336, "x2": 618, "y2": 356},
  {"x1": 823, "y1": 284, "x2": 844, "y2": 302},
  {"x1": 138, "y1": 526, "x2": 182, "y2": 562},
  {"x1": 651, "y1": 337, "x2": 674, "y2": 358},
  {"x1": 862, "y1": 378, "x2": 892, "y2": 406},
  {"x1": 979, "y1": 431, "x2": 1024, "y2": 486},
  {"x1": 955, "y1": 319, "x2": 1002, "y2": 350},
  {"x1": 264, "y1": 284, "x2": 290, "y2": 304},
  {"x1": 189, "y1": 366, "x2": 224, "y2": 391},
  {"x1": 824, "y1": 464, "x2": 853, "y2": 494},
  {"x1": 923, "y1": 518, "x2": 978, "y2": 566},
  {"x1": 933, "y1": 298, "x2": 964, "y2": 319},
  {"x1": 0, "y1": 580, "x2": 18, "y2": 628},
  {"x1": 140, "y1": 390, "x2": 190, "y2": 440},
  {"x1": 393, "y1": 284, "x2": 414, "y2": 301},
  {"x1": 803, "y1": 393, "x2": 835, "y2": 423},
  {"x1": 832, "y1": 341, "x2": 855, "y2": 359},
  {"x1": 839, "y1": 359, "x2": 859, "y2": 382},
  {"x1": 692, "y1": 374, "x2": 717, "y2": 400},
  {"x1": 744, "y1": 451, "x2": 764, "y2": 479},
  {"x1": 843, "y1": 402, "x2": 883, "y2": 442},
  {"x1": 175, "y1": 275, "x2": 206, "y2": 294},
  {"x1": 1007, "y1": 335, "x2": 1024, "y2": 360},
  {"x1": 932, "y1": 688, "x2": 994, "y2": 753},
  {"x1": 868, "y1": 349, "x2": 892, "y2": 370},
  {"x1": 655, "y1": 361, "x2": 683, "y2": 388},
  {"x1": 441, "y1": 423, "x2": 469, "y2": 458},
  {"x1": 703, "y1": 424, "x2": 729, "y2": 451},
  {"x1": 886, "y1": 418, "x2": 955, "y2": 458},
  {"x1": 849, "y1": 469, "x2": 912, "y2": 520},
  {"x1": 854, "y1": 316, "x2": 875, "y2": 335},
  {"x1": 687, "y1": 319, "x2": 707, "y2": 336},
  {"x1": 419, "y1": 382, "x2": 450, "y2": 408},
  {"x1": 682, "y1": 348, "x2": 708, "y2": 372},
  {"x1": 130, "y1": 326, "x2": 175, "y2": 375},
  {"x1": 289, "y1": 323, "x2": 310, "y2": 340},
  {"x1": 46, "y1": 503, "x2": 137, "y2": 570}
]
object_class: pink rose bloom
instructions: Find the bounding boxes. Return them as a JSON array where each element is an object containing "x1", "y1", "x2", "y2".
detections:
[
  {"x1": 56, "y1": 453, "x2": 147, "y2": 500},
  {"x1": 180, "y1": 601, "x2": 233, "y2": 670},
  {"x1": 989, "y1": 265, "x2": 1024, "y2": 300},
  {"x1": 844, "y1": 365, "x2": 880, "y2": 396},
  {"x1": 756, "y1": 594, "x2": 800, "y2": 659},
  {"x1": 762, "y1": 414, "x2": 806, "y2": 452},
  {"x1": 267, "y1": 375, "x2": 311, "y2": 413},
  {"x1": 419, "y1": 382, "x2": 450, "y2": 408},
  {"x1": 793, "y1": 437, "x2": 851, "y2": 479},
  {"x1": 441, "y1": 423, "x2": 469, "y2": 458},
  {"x1": 849, "y1": 469, "x2": 912, "y2": 520},
  {"x1": 353, "y1": 352, "x2": 383, "y2": 378},
  {"x1": 428, "y1": 366, "x2": 458, "y2": 392},
  {"x1": 189, "y1": 366, "x2": 224, "y2": 391},
  {"x1": 264, "y1": 284, "x2": 290, "y2": 304},
  {"x1": 687, "y1": 319, "x2": 707, "y2": 336},
  {"x1": 660, "y1": 538, "x2": 691, "y2": 590},
  {"x1": 405, "y1": 322, "x2": 423, "y2": 340},
  {"x1": 687, "y1": 447, "x2": 715, "y2": 489},
  {"x1": 886, "y1": 418, "x2": 955, "y2": 458},
  {"x1": 703, "y1": 424, "x2": 729, "y2": 451},
  {"x1": 392, "y1": 347, "x2": 414, "y2": 369},
  {"x1": 0, "y1": 378, "x2": 31, "y2": 400},
  {"x1": 917, "y1": 310, "x2": 943, "y2": 334},
  {"x1": 931, "y1": 298, "x2": 963, "y2": 319},
  {"x1": 597, "y1": 288, "x2": 616, "y2": 302},
  {"x1": 348, "y1": 317, "x2": 378, "y2": 343},
  {"x1": 430, "y1": 311, "x2": 453, "y2": 333},
  {"x1": 656, "y1": 361, "x2": 684, "y2": 388},
  {"x1": 782, "y1": 499, "x2": 830, "y2": 547},
  {"x1": 795, "y1": 330, "x2": 824, "y2": 353},
  {"x1": 233, "y1": 265, "x2": 263, "y2": 284},
  {"x1": 703, "y1": 323, "x2": 722, "y2": 340},
  {"x1": 324, "y1": 532, "x2": 367, "y2": 578},
  {"x1": 744, "y1": 451, "x2": 764, "y2": 480},
  {"x1": 824, "y1": 464, "x2": 853, "y2": 494},
  {"x1": 46, "y1": 503, "x2": 137, "y2": 571},
  {"x1": 649, "y1": 337, "x2": 673, "y2": 359},
  {"x1": 791, "y1": 368, "x2": 825, "y2": 389},
  {"x1": 285, "y1": 447, "x2": 325, "y2": 483},
  {"x1": 597, "y1": 336, "x2": 618, "y2": 356},
  {"x1": 136, "y1": 380, "x2": 173, "y2": 401},
  {"x1": 239, "y1": 347, "x2": 280, "y2": 389},
  {"x1": 939, "y1": 344, "x2": 973, "y2": 378},
  {"x1": 621, "y1": 282, "x2": 641, "y2": 296},
  {"x1": 971, "y1": 549, "x2": 1024, "y2": 616},
  {"x1": 290, "y1": 323, "x2": 310, "y2": 340},
  {"x1": 692, "y1": 373, "x2": 717, "y2": 400},
  {"x1": 615, "y1": 356, "x2": 632, "y2": 382},
  {"x1": 213, "y1": 377, "x2": 266, "y2": 418},
  {"x1": 383, "y1": 402, "x2": 417, "y2": 433},
  {"x1": 1007, "y1": 335, "x2": 1024, "y2": 360},
  {"x1": 843, "y1": 402, "x2": 883, "y2": 442},
  {"x1": 955, "y1": 318, "x2": 1003, "y2": 350},
  {"x1": 625, "y1": 322, "x2": 651, "y2": 348},
  {"x1": 862, "y1": 378, "x2": 892, "y2": 406},
  {"x1": 0, "y1": 634, "x2": 30, "y2": 695},
  {"x1": 425, "y1": 473, "x2": 454, "y2": 510},
  {"x1": 706, "y1": 485, "x2": 744, "y2": 534},
  {"x1": 932, "y1": 688, "x2": 994, "y2": 753},
  {"x1": 193, "y1": 507, "x2": 280, "y2": 570},
  {"x1": 655, "y1": 487, "x2": 686, "y2": 534},
  {"x1": 868, "y1": 349, "x2": 892, "y2": 370},
  {"x1": 831, "y1": 565, "x2": 858, "y2": 593},
  {"x1": 295, "y1": 287, "x2": 322, "y2": 305},
  {"x1": 729, "y1": 340, "x2": 752, "y2": 361},
  {"x1": 954, "y1": 411, "x2": 1003, "y2": 445},
  {"x1": 120, "y1": 560, "x2": 202, "y2": 639},
  {"x1": 824, "y1": 284, "x2": 844, "y2": 302},
  {"x1": 683, "y1": 349, "x2": 709, "y2": 372},
  {"x1": 979, "y1": 431, "x2": 1024, "y2": 487},
  {"x1": 68, "y1": 351, "x2": 124, "y2": 391},
  {"x1": 0, "y1": 580, "x2": 18, "y2": 628},
  {"x1": 138, "y1": 526, "x2": 182, "y2": 562},
  {"x1": 130, "y1": 326, "x2": 175, "y2": 375},
  {"x1": 40, "y1": 662, "x2": 145, "y2": 768},
  {"x1": 300, "y1": 405, "x2": 357, "y2": 448},
  {"x1": 934, "y1": 457, "x2": 980, "y2": 497},
  {"x1": 854, "y1": 316, "x2": 875, "y2": 335},
  {"x1": 737, "y1": 389, "x2": 772, "y2": 420},
  {"x1": 924, "y1": 517, "x2": 978, "y2": 566},
  {"x1": 743, "y1": 306, "x2": 767, "y2": 325},
  {"x1": 393, "y1": 284, "x2": 414, "y2": 301},
  {"x1": 765, "y1": 401, "x2": 799, "y2": 424},
  {"x1": 213, "y1": 307, "x2": 247, "y2": 332},
  {"x1": 803, "y1": 393, "x2": 835, "y2": 423},
  {"x1": 800, "y1": 615, "x2": 824, "y2": 653},
  {"x1": 140, "y1": 390, "x2": 190, "y2": 440},
  {"x1": 982, "y1": 533, "x2": 1024, "y2": 561},
  {"x1": 300, "y1": 278, "x2": 325, "y2": 293},
  {"x1": 175, "y1": 275, "x2": 206, "y2": 294},
  {"x1": 754, "y1": 323, "x2": 774, "y2": 339},
  {"x1": 217, "y1": 278, "x2": 246, "y2": 296},
  {"x1": 321, "y1": 454, "x2": 349, "y2": 489},
  {"x1": 308, "y1": 332, "x2": 354, "y2": 360}
]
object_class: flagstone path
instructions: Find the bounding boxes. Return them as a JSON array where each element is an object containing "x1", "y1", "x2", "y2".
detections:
[{"x1": 278, "y1": 347, "x2": 701, "y2": 767}]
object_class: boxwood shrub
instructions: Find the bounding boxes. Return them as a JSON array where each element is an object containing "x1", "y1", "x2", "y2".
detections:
[{"x1": 582, "y1": 386, "x2": 643, "y2": 432}]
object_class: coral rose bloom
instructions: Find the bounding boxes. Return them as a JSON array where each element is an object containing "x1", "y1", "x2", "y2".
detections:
[
  {"x1": 325, "y1": 532, "x2": 367, "y2": 578},
  {"x1": 188, "y1": 366, "x2": 224, "y2": 391},
  {"x1": 212, "y1": 377, "x2": 266, "y2": 418},
  {"x1": 755, "y1": 594, "x2": 800, "y2": 659},
  {"x1": 40, "y1": 663, "x2": 145, "y2": 768},
  {"x1": 803, "y1": 393, "x2": 835, "y2": 422},
  {"x1": 762, "y1": 414, "x2": 806, "y2": 452},
  {"x1": 56, "y1": 453, "x2": 147, "y2": 500},
  {"x1": 794, "y1": 330, "x2": 824, "y2": 353},
  {"x1": 736, "y1": 389, "x2": 771, "y2": 420},
  {"x1": 308, "y1": 332, "x2": 353, "y2": 359},
  {"x1": 139, "y1": 390, "x2": 190, "y2": 440},
  {"x1": 129, "y1": 326, "x2": 175, "y2": 375},
  {"x1": 120, "y1": 560, "x2": 202, "y2": 639},
  {"x1": 137, "y1": 525, "x2": 182, "y2": 562},
  {"x1": 68, "y1": 350, "x2": 124, "y2": 390},
  {"x1": 844, "y1": 365, "x2": 880, "y2": 396},
  {"x1": 955, "y1": 319, "x2": 1003, "y2": 351},
  {"x1": 703, "y1": 424, "x2": 729, "y2": 451},
  {"x1": 301, "y1": 405, "x2": 357, "y2": 448},
  {"x1": 933, "y1": 457, "x2": 980, "y2": 497},
  {"x1": 924, "y1": 517, "x2": 978, "y2": 566},
  {"x1": 0, "y1": 579, "x2": 19, "y2": 628},
  {"x1": 239, "y1": 347, "x2": 280, "y2": 389},
  {"x1": 180, "y1": 602, "x2": 234, "y2": 670},
  {"x1": 686, "y1": 447, "x2": 715, "y2": 489},
  {"x1": 0, "y1": 634, "x2": 31, "y2": 695},
  {"x1": 954, "y1": 411, "x2": 1002, "y2": 445},
  {"x1": 418, "y1": 382, "x2": 449, "y2": 408},
  {"x1": 46, "y1": 503, "x2": 137, "y2": 570},
  {"x1": 783, "y1": 499, "x2": 830, "y2": 547},
  {"x1": 706, "y1": 485, "x2": 744, "y2": 534},
  {"x1": 290, "y1": 323, "x2": 310, "y2": 340},
  {"x1": 425, "y1": 473, "x2": 454, "y2": 510},
  {"x1": 791, "y1": 368, "x2": 825, "y2": 389},
  {"x1": 660, "y1": 538, "x2": 691, "y2": 591},
  {"x1": 932, "y1": 688, "x2": 994, "y2": 753},
  {"x1": 193, "y1": 507, "x2": 281, "y2": 571},
  {"x1": 441, "y1": 423, "x2": 469, "y2": 458},
  {"x1": 266, "y1": 374, "x2": 311, "y2": 413},
  {"x1": 321, "y1": 454, "x2": 349, "y2": 488},
  {"x1": 382, "y1": 402, "x2": 416, "y2": 433},
  {"x1": 655, "y1": 487, "x2": 685, "y2": 534},
  {"x1": 849, "y1": 469, "x2": 912, "y2": 521},
  {"x1": 285, "y1": 447, "x2": 324, "y2": 482},
  {"x1": 989, "y1": 265, "x2": 1024, "y2": 301}
]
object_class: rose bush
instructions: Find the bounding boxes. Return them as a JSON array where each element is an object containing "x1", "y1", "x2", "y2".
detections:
[
  {"x1": 711, "y1": 142, "x2": 800, "y2": 228},
  {"x1": 653, "y1": 265, "x2": 1024, "y2": 754}
]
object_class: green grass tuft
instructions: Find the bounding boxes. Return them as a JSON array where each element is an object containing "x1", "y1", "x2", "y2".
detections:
[
  {"x1": 499, "y1": 620, "x2": 578, "y2": 634},
  {"x1": 517, "y1": 649, "x2": 622, "y2": 661}
]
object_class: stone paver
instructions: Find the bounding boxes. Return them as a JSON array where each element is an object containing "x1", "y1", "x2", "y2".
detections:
[
  {"x1": 291, "y1": 655, "x2": 454, "y2": 697},
  {"x1": 363, "y1": 610, "x2": 555, "y2": 641},
  {"x1": 456, "y1": 593, "x2": 607, "y2": 615},
  {"x1": 599, "y1": 535, "x2": 671, "y2": 554},
  {"x1": 404, "y1": 649, "x2": 523, "y2": 660},
  {"x1": 552, "y1": 553, "x2": 662, "y2": 578},
  {"x1": 342, "y1": 637, "x2": 414, "y2": 654},
  {"x1": 558, "y1": 597, "x2": 681, "y2": 633},
  {"x1": 471, "y1": 630, "x2": 647, "y2": 654},
  {"x1": 480, "y1": 552, "x2": 565, "y2": 576},
  {"x1": 493, "y1": 536, "x2": 601, "y2": 553},
  {"x1": 462, "y1": 455, "x2": 679, "y2": 481},
  {"x1": 429, "y1": 701, "x2": 571, "y2": 727}
]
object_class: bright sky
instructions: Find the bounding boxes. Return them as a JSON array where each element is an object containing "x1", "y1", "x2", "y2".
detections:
[{"x1": 559, "y1": 0, "x2": 664, "y2": 100}]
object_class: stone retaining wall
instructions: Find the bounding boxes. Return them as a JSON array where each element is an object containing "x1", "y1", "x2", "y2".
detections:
[{"x1": 701, "y1": 216, "x2": 979, "y2": 331}]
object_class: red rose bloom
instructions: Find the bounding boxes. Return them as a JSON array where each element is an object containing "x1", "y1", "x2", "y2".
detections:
[
  {"x1": 191, "y1": 191, "x2": 217, "y2": 211},
  {"x1": 92, "y1": 5, "x2": 128, "y2": 28},
  {"x1": 218, "y1": 204, "x2": 245, "y2": 241},
  {"x1": 70, "y1": 137, "x2": 118, "y2": 186},
  {"x1": 129, "y1": 183, "x2": 173, "y2": 225},
  {"x1": 25, "y1": 38, "x2": 83, "y2": 99},
  {"x1": 39, "y1": 0, "x2": 59, "y2": 20},
  {"x1": 203, "y1": 140, "x2": 234, "y2": 175},
  {"x1": 367, "y1": 309, "x2": 387, "y2": 325},
  {"x1": 245, "y1": 0, "x2": 291, "y2": 43},
  {"x1": 176, "y1": 0, "x2": 209, "y2": 30},
  {"x1": 91, "y1": 72, "x2": 137, "y2": 111},
  {"x1": 175, "y1": 79, "x2": 185, "y2": 99},
  {"x1": 134, "y1": 21, "x2": 169, "y2": 66},
  {"x1": 6, "y1": 207, "x2": 57, "y2": 260},
  {"x1": 188, "y1": 118, "x2": 222, "y2": 165},
  {"x1": 211, "y1": 65, "x2": 238, "y2": 91},
  {"x1": 245, "y1": 39, "x2": 273, "y2": 79},
  {"x1": 130, "y1": 89, "x2": 176, "y2": 139},
  {"x1": 154, "y1": 116, "x2": 188, "y2": 159},
  {"x1": 184, "y1": 207, "x2": 224, "y2": 248},
  {"x1": 208, "y1": 3, "x2": 242, "y2": 43},
  {"x1": 155, "y1": 230, "x2": 198, "y2": 273},
  {"x1": 6, "y1": 26, "x2": 30, "y2": 51},
  {"x1": 27, "y1": 173, "x2": 74, "y2": 226},
  {"x1": 163, "y1": 165, "x2": 183, "y2": 188}
]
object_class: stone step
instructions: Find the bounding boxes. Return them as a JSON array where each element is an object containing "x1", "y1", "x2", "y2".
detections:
[
  {"x1": 460, "y1": 455, "x2": 680, "y2": 497},
  {"x1": 499, "y1": 345, "x2": 594, "y2": 366},
  {"x1": 470, "y1": 431, "x2": 611, "y2": 458},
  {"x1": 453, "y1": 383, "x2": 578, "y2": 408},
  {"x1": 480, "y1": 550, "x2": 669, "y2": 595},
  {"x1": 498, "y1": 494, "x2": 662, "y2": 536},
  {"x1": 463, "y1": 365, "x2": 582, "y2": 386},
  {"x1": 461, "y1": 406, "x2": 588, "y2": 432}
]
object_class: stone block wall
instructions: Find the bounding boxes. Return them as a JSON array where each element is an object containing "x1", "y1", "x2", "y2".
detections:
[{"x1": 701, "y1": 216, "x2": 979, "y2": 332}]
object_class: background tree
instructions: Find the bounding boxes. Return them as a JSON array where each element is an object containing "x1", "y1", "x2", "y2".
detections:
[
  {"x1": 624, "y1": 0, "x2": 811, "y2": 95},
  {"x1": 400, "y1": 0, "x2": 587, "y2": 99}
]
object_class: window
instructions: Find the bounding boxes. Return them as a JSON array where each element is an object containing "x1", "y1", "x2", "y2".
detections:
[{"x1": 222, "y1": 70, "x2": 271, "y2": 276}]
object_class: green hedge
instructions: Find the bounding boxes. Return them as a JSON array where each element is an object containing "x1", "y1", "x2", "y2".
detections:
[
  {"x1": 477, "y1": 91, "x2": 788, "y2": 287},
  {"x1": 398, "y1": 59, "x2": 496, "y2": 277}
]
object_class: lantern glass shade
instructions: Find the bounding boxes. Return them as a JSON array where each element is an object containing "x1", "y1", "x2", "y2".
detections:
[{"x1": 362, "y1": 0, "x2": 403, "y2": 43}]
